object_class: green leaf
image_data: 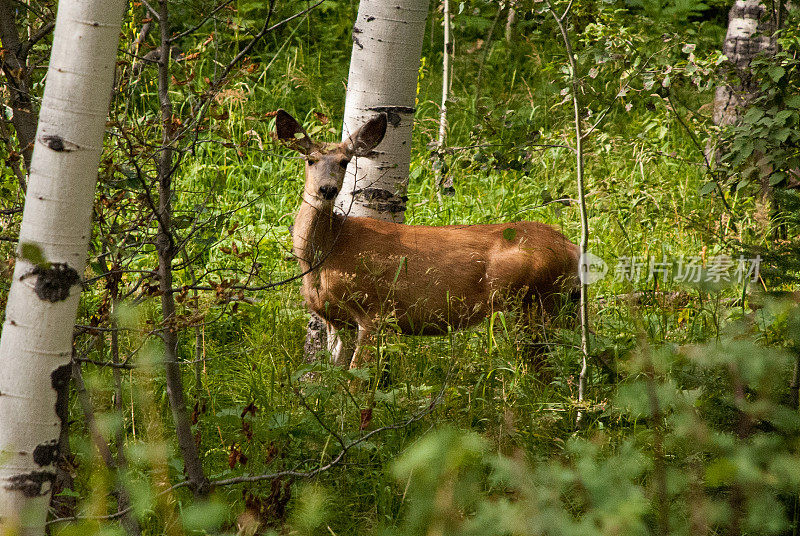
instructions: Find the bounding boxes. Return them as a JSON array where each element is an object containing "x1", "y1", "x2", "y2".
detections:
[
  {"x1": 172, "y1": 215, "x2": 194, "y2": 229},
  {"x1": 181, "y1": 500, "x2": 228, "y2": 532},
  {"x1": 55, "y1": 488, "x2": 81, "y2": 498},
  {"x1": 770, "y1": 171, "x2": 786, "y2": 186},
  {"x1": 774, "y1": 109, "x2": 793, "y2": 124},
  {"x1": 706, "y1": 457, "x2": 737, "y2": 486},
  {"x1": 775, "y1": 127, "x2": 792, "y2": 143},
  {"x1": 18, "y1": 242, "x2": 49, "y2": 268},
  {"x1": 90, "y1": 260, "x2": 108, "y2": 276},
  {"x1": 268, "y1": 411, "x2": 290, "y2": 429},
  {"x1": 348, "y1": 367, "x2": 370, "y2": 381},
  {"x1": 742, "y1": 107, "x2": 764, "y2": 125},
  {"x1": 698, "y1": 181, "x2": 717, "y2": 196},
  {"x1": 786, "y1": 95, "x2": 800, "y2": 109},
  {"x1": 502, "y1": 228, "x2": 517, "y2": 241},
  {"x1": 768, "y1": 65, "x2": 786, "y2": 82}
]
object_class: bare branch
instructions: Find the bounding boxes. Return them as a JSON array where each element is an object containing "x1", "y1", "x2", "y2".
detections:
[
  {"x1": 168, "y1": 0, "x2": 234, "y2": 43},
  {"x1": 18, "y1": 20, "x2": 54, "y2": 60}
]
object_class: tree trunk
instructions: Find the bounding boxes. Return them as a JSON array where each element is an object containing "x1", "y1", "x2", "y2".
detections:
[
  {"x1": 336, "y1": 0, "x2": 431, "y2": 222},
  {"x1": 505, "y1": 2, "x2": 517, "y2": 43},
  {"x1": 545, "y1": 0, "x2": 591, "y2": 424},
  {"x1": 304, "y1": 0, "x2": 431, "y2": 361},
  {"x1": 713, "y1": 0, "x2": 776, "y2": 127},
  {"x1": 713, "y1": 0, "x2": 777, "y2": 229},
  {"x1": 0, "y1": 1, "x2": 125, "y2": 532},
  {"x1": 0, "y1": 0, "x2": 53, "y2": 181},
  {"x1": 435, "y1": 0, "x2": 453, "y2": 196},
  {"x1": 154, "y1": 0, "x2": 209, "y2": 497}
]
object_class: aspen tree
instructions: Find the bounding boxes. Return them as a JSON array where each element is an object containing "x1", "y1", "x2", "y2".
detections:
[
  {"x1": 0, "y1": 1, "x2": 125, "y2": 532},
  {"x1": 306, "y1": 0, "x2": 431, "y2": 361}
]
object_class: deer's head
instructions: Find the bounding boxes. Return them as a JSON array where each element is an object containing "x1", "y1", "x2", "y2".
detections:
[{"x1": 276, "y1": 110, "x2": 387, "y2": 210}]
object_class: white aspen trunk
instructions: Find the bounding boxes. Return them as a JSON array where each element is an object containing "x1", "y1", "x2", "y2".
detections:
[
  {"x1": 435, "y1": 0, "x2": 452, "y2": 187},
  {"x1": 0, "y1": 1, "x2": 125, "y2": 532},
  {"x1": 437, "y1": 0, "x2": 451, "y2": 152},
  {"x1": 306, "y1": 0, "x2": 431, "y2": 361},
  {"x1": 713, "y1": 0, "x2": 776, "y2": 126},
  {"x1": 712, "y1": 0, "x2": 776, "y2": 229},
  {"x1": 336, "y1": 0, "x2": 431, "y2": 223}
]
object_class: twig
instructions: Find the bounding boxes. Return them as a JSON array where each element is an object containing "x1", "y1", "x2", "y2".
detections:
[
  {"x1": 435, "y1": 0, "x2": 452, "y2": 199},
  {"x1": 168, "y1": 0, "x2": 234, "y2": 43},
  {"x1": 140, "y1": 0, "x2": 160, "y2": 21},
  {"x1": 292, "y1": 385, "x2": 347, "y2": 450},
  {"x1": 545, "y1": 0, "x2": 591, "y2": 423},
  {"x1": 18, "y1": 20, "x2": 55, "y2": 60},
  {"x1": 206, "y1": 0, "x2": 320, "y2": 96}
]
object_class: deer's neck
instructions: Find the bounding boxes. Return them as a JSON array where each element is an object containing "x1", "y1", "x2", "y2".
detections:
[{"x1": 293, "y1": 198, "x2": 341, "y2": 277}]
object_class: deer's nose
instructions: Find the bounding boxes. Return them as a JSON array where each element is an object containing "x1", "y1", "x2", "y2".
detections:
[{"x1": 319, "y1": 185, "x2": 338, "y2": 200}]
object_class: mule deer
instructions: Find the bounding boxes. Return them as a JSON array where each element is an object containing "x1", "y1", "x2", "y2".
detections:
[{"x1": 277, "y1": 110, "x2": 580, "y2": 368}]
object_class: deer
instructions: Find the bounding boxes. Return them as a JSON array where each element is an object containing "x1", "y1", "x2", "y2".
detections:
[{"x1": 276, "y1": 109, "x2": 581, "y2": 370}]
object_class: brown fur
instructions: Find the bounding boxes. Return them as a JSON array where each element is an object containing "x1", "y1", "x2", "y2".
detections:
[{"x1": 277, "y1": 110, "x2": 580, "y2": 367}]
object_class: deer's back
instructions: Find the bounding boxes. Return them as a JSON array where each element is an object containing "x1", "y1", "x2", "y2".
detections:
[{"x1": 302, "y1": 216, "x2": 579, "y2": 334}]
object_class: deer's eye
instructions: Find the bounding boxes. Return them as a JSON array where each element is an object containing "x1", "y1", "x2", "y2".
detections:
[
  {"x1": 306, "y1": 157, "x2": 319, "y2": 166},
  {"x1": 338, "y1": 158, "x2": 350, "y2": 169}
]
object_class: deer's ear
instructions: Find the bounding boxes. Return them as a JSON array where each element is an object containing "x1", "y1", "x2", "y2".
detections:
[
  {"x1": 344, "y1": 113, "x2": 387, "y2": 157},
  {"x1": 275, "y1": 109, "x2": 314, "y2": 155}
]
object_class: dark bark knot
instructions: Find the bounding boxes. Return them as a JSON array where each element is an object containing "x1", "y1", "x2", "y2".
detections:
[
  {"x1": 33, "y1": 440, "x2": 59, "y2": 467},
  {"x1": 52, "y1": 363, "x2": 71, "y2": 426},
  {"x1": 352, "y1": 188, "x2": 407, "y2": 214},
  {"x1": 367, "y1": 106, "x2": 414, "y2": 127},
  {"x1": 5, "y1": 470, "x2": 56, "y2": 497},
  {"x1": 25, "y1": 263, "x2": 81, "y2": 302},
  {"x1": 51, "y1": 364, "x2": 71, "y2": 391},
  {"x1": 40, "y1": 134, "x2": 77, "y2": 152}
]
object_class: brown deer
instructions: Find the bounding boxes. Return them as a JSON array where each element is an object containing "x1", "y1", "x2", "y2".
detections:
[{"x1": 277, "y1": 109, "x2": 580, "y2": 368}]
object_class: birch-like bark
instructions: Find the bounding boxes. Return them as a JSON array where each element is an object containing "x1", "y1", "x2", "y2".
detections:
[
  {"x1": 546, "y1": 0, "x2": 591, "y2": 423},
  {"x1": 336, "y1": 0, "x2": 431, "y2": 222},
  {"x1": 435, "y1": 0, "x2": 453, "y2": 195},
  {"x1": 713, "y1": 0, "x2": 777, "y2": 227},
  {"x1": 306, "y1": 0, "x2": 430, "y2": 360},
  {"x1": 713, "y1": 0, "x2": 776, "y2": 127},
  {"x1": 505, "y1": 2, "x2": 516, "y2": 43},
  {"x1": 0, "y1": 1, "x2": 125, "y2": 532}
]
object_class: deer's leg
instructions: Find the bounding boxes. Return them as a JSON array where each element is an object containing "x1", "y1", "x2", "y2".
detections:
[
  {"x1": 326, "y1": 322, "x2": 356, "y2": 367},
  {"x1": 349, "y1": 325, "x2": 373, "y2": 370},
  {"x1": 519, "y1": 300, "x2": 553, "y2": 377}
]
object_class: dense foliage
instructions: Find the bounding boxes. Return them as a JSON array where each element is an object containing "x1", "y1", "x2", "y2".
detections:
[{"x1": 1, "y1": 0, "x2": 799, "y2": 534}]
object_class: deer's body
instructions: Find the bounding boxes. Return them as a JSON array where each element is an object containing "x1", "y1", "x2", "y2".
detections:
[
  {"x1": 278, "y1": 110, "x2": 580, "y2": 367},
  {"x1": 295, "y1": 207, "x2": 578, "y2": 335}
]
